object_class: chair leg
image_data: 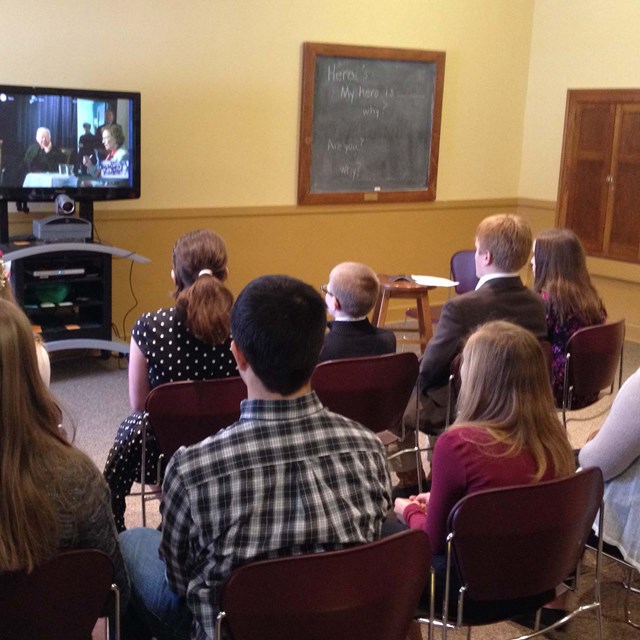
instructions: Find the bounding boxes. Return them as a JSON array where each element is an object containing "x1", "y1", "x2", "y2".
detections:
[
  {"x1": 624, "y1": 567, "x2": 640, "y2": 629},
  {"x1": 140, "y1": 426, "x2": 147, "y2": 528}
]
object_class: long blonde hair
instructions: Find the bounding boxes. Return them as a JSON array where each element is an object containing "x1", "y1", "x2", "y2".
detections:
[
  {"x1": 0, "y1": 301, "x2": 94, "y2": 572},
  {"x1": 454, "y1": 320, "x2": 574, "y2": 480}
]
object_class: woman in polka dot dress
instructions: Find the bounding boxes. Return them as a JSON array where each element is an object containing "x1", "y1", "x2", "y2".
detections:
[{"x1": 103, "y1": 229, "x2": 238, "y2": 531}]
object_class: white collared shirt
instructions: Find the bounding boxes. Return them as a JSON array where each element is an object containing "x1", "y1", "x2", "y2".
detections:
[
  {"x1": 332, "y1": 315, "x2": 368, "y2": 322},
  {"x1": 475, "y1": 272, "x2": 520, "y2": 290}
]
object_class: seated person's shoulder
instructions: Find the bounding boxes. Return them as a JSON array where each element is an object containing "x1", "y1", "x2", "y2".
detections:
[{"x1": 374, "y1": 323, "x2": 396, "y2": 343}]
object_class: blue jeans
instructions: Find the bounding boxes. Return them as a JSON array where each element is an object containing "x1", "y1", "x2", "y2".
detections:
[{"x1": 119, "y1": 528, "x2": 192, "y2": 640}]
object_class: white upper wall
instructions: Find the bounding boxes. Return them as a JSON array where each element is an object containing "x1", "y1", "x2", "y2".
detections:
[{"x1": 520, "y1": 0, "x2": 640, "y2": 200}]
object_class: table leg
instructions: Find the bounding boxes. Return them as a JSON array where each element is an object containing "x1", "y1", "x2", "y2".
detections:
[
  {"x1": 373, "y1": 292, "x2": 390, "y2": 328},
  {"x1": 415, "y1": 292, "x2": 433, "y2": 351}
]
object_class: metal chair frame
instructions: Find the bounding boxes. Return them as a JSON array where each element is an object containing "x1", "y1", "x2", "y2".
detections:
[
  {"x1": 416, "y1": 468, "x2": 605, "y2": 640},
  {"x1": 586, "y1": 542, "x2": 640, "y2": 629}
]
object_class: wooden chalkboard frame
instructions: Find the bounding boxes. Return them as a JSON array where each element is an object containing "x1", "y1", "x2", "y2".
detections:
[{"x1": 298, "y1": 42, "x2": 445, "y2": 205}]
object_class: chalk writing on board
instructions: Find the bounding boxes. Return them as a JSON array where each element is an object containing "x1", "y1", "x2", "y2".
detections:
[
  {"x1": 298, "y1": 44, "x2": 446, "y2": 204},
  {"x1": 311, "y1": 57, "x2": 436, "y2": 193}
]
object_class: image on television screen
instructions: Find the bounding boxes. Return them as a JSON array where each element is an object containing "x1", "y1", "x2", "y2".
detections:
[{"x1": 0, "y1": 85, "x2": 140, "y2": 202}]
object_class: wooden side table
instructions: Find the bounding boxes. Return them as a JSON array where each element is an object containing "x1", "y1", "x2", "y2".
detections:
[{"x1": 372, "y1": 274, "x2": 435, "y2": 352}]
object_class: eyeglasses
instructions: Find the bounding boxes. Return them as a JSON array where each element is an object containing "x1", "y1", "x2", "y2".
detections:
[{"x1": 320, "y1": 284, "x2": 336, "y2": 297}]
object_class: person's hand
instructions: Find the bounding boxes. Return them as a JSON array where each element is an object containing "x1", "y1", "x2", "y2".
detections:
[
  {"x1": 394, "y1": 497, "x2": 412, "y2": 523},
  {"x1": 82, "y1": 155, "x2": 93, "y2": 168},
  {"x1": 411, "y1": 492, "x2": 430, "y2": 511},
  {"x1": 394, "y1": 493, "x2": 430, "y2": 523}
]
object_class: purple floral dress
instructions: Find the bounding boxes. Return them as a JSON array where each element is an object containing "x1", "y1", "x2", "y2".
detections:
[{"x1": 542, "y1": 291, "x2": 606, "y2": 409}]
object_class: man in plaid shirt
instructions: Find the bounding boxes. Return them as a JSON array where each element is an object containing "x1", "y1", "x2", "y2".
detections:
[{"x1": 120, "y1": 275, "x2": 392, "y2": 640}]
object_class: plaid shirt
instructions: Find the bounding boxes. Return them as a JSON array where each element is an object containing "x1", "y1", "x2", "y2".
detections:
[{"x1": 160, "y1": 391, "x2": 392, "y2": 640}]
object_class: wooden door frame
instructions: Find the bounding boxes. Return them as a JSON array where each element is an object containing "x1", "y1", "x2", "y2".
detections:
[{"x1": 557, "y1": 88, "x2": 640, "y2": 261}]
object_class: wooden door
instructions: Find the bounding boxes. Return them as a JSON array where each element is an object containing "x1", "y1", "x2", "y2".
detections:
[{"x1": 557, "y1": 90, "x2": 640, "y2": 262}]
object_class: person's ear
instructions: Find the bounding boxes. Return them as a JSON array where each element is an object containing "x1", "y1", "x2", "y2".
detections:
[
  {"x1": 231, "y1": 340, "x2": 249, "y2": 371},
  {"x1": 170, "y1": 268, "x2": 176, "y2": 285}
]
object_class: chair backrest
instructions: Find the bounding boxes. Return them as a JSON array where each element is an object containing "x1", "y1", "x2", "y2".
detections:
[
  {"x1": 450, "y1": 250, "x2": 478, "y2": 295},
  {"x1": 217, "y1": 529, "x2": 431, "y2": 640},
  {"x1": 311, "y1": 352, "x2": 419, "y2": 434},
  {"x1": 0, "y1": 549, "x2": 116, "y2": 640},
  {"x1": 564, "y1": 319, "x2": 625, "y2": 404},
  {"x1": 447, "y1": 467, "x2": 603, "y2": 602},
  {"x1": 145, "y1": 376, "x2": 247, "y2": 458}
]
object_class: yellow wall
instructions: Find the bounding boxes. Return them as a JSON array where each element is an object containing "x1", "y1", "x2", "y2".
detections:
[
  {"x1": 3, "y1": 1, "x2": 639, "y2": 341},
  {"x1": 1, "y1": 0, "x2": 536, "y2": 337},
  {"x1": 520, "y1": 0, "x2": 640, "y2": 340},
  {"x1": 9, "y1": 200, "x2": 530, "y2": 332},
  {"x1": 1, "y1": 0, "x2": 534, "y2": 208}
]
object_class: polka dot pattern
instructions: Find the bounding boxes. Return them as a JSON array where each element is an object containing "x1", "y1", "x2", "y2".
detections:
[{"x1": 103, "y1": 306, "x2": 238, "y2": 532}]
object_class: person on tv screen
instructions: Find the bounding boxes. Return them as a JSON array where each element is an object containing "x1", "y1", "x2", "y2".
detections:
[
  {"x1": 96, "y1": 109, "x2": 116, "y2": 139},
  {"x1": 78, "y1": 122, "x2": 98, "y2": 158},
  {"x1": 23, "y1": 126, "x2": 66, "y2": 173},
  {"x1": 83, "y1": 123, "x2": 129, "y2": 179}
]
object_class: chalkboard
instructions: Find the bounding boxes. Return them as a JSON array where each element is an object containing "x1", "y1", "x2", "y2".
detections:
[{"x1": 298, "y1": 43, "x2": 445, "y2": 205}]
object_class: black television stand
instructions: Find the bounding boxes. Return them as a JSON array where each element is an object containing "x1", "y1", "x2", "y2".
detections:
[{"x1": 0, "y1": 200, "x2": 150, "y2": 355}]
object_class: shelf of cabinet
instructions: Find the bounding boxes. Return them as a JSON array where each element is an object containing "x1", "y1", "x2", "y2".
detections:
[{"x1": 2, "y1": 241, "x2": 149, "y2": 355}]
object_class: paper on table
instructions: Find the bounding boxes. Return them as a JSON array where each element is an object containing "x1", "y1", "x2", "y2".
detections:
[{"x1": 411, "y1": 274, "x2": 459, "y2": 287}]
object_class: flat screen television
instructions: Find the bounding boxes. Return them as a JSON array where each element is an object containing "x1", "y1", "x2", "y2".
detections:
[{"x1": 0, "y1": 84, "x2": 140, "y2": 204}]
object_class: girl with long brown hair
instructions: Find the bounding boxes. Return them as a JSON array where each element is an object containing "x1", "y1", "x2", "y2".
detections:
[
  {"x1": 0, "y1": 299, "x2": 129, "y2": 604},
  {"x1": 532, "y1": 228, "x2": 606, "y2": 407},
  {"x1": 104, "y1": 229, "x2": 238, "y2": 532}
]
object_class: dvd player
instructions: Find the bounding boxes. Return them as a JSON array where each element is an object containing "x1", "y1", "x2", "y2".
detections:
[{"x1": 32, "y1": 268, "x2": 85, "y2": 278}]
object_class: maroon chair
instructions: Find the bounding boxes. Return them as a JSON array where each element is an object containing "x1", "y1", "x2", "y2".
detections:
[
  {"x1": 562, "y1": 319, "x2": 625, "y2": 427},
  {"x1": 0, "y1": 549, "x2": 120, "y2": 640},
  {"x1": 311, "y1": 352, "x2": 418, "y2": 445},
  {"x1": 216, "y1": 529, "x2": 432, "y2": 640},
  {"x1": 415, "y1": 467, "x2": 605, "y2": 639},
  {"x1": 312, "y1": 352, "x2": 426, "y2": 490},
  {"x1": 140, "y1": 376, "x2": 247, "y2": 524}
]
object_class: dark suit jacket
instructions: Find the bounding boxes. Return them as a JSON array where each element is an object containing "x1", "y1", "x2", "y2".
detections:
[
  {"x1": 318, "y1": 319, "x2": 397, "y2": 363},
  {"x1": 418, "y1": 276, "x2": 546, "y2": 394}
]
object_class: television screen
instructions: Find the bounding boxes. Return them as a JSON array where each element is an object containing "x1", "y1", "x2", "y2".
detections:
[{"x1": 0, "y1": 84, "x2": 140, "y2": 203}]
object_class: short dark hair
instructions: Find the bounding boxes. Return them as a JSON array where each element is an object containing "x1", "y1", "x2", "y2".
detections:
[{"x1": 231, "y1": 275, "x2": 327, "y2": 395}]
